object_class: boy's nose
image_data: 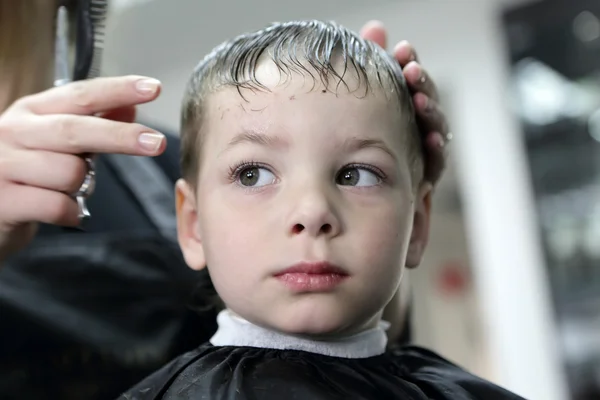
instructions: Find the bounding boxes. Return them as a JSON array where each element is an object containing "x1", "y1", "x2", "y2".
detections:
[
  {"x1": 291, "y1": 221, "x2": 333, "y2": 236},
  {"x1": 287, "y1": 188, "x2": 341, "y2": 239}
]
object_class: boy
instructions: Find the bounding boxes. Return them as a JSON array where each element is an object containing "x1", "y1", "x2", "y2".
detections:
[{"x1": 120, "y1": 20, "x2": 524, "y2": 399}]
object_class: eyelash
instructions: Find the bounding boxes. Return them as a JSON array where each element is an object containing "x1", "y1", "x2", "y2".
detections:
[
  {"x1": 228, "y1": 160, "x2": 387, "y2": 185},
  {"x1": 342, "y1": 163, "x2": 387, "y2": 183},
  {"x1": 227, "y1": 160, "x2": 267, "y2": 183}
]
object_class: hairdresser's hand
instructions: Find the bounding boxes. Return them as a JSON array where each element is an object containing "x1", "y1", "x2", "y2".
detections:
[
  {"x1": 360, "y1": 21, "x2": 449, "y2": 185},
  {"x1": 0, "y1": 75, "x2": 165, "y2": 261}
]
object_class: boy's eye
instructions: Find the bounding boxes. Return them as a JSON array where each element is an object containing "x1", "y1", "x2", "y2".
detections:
[
  {"x1": 238, "y1": 166, "x2": 276, "y2": 187},
  {"x1": 336, "y1": 167, "x2": 380, "y2": 187}
]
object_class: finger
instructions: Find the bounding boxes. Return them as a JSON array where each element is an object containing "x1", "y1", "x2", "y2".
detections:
[
  {"x1": 360, "y1": 20, "x2": 387, "y2": 49},
  {"x1": 404, "y1": 62, "x2": 439, "y2": 102},
  {"x1": 19, "y1": 114, "x2": 165, "y2": 156},
  {"x1": 2, "y1": 150, "x2": 87, "y2": 193},
  {"x1": 413, "y1": 92, "x2": 449, "y2": 184},
  {"x1": 14, "y1": 76, "x2": 161, "y2": 116},
  {"x1": 0, "y1": 185, "x2": 80, "y2": 227},
  {"x1": 423, "y1": 132, "x2": 447, "y2": 184},
  {"x1": 413, "y1": 93, "x2": 448, "y2": 135},
  {"x1": 393, "y1": 40, "x2": 419, "y2": 66},
  {"x1": 99, "y1": 105, "x2": 137, "y2": 123}
]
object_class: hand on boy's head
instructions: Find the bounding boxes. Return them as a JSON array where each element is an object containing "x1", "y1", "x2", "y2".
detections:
[{"x1": 360, "y1": 20, "x2": 449, "y2": 185}]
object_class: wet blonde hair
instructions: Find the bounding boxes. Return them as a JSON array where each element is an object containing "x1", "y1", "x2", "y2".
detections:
[{"x1": 0, "y1": 0, "x2": 62, "y2": 107}]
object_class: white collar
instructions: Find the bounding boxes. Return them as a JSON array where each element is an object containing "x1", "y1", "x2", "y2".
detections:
[{"x1": 210, "y1": 309, "x2": 389, "y2": 359}]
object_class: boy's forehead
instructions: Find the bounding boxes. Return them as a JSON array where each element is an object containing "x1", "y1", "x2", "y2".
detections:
[
  {"x1": 209, "y1": 79, "x2": 396, "y2": 130},
  {"x1": 202, "y1": 79, "x2": 406, "y2": 159},
  {"x1": 198, "y1": 55, "x2": 408, "y2": 154}
]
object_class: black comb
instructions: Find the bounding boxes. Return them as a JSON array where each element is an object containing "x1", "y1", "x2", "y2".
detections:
[{"x1": 73, "y1": 0, "x2": 107, "y2": 81}]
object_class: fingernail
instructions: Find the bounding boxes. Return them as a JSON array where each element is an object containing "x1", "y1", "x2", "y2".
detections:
[
  {"x1": 396, "y1": 40, "x2": 409, "y2": 51},
  {"x1": 135, "y1": 78, "x2": 161, "y2": 95},
  {"x1": 138, "y1": 132, "x2": 164, "y2": 152}
]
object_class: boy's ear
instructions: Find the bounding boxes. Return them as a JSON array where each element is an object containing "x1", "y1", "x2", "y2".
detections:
[
  {"x1": 175, "y1": 179, "x2": 206, "y2": 271},
  {"x1": 405, "y1": 182, "x2": 433, "y2": 269}
]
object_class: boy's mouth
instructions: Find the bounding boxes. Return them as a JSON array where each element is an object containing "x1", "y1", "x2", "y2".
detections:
[{"x1": 273, "y1": 261, "x2": 349, "y2": 292}]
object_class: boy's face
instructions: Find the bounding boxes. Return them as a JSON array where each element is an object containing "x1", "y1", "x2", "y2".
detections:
[{"x1": 176, "y1": 59, "x2": 431, "y2": 337}]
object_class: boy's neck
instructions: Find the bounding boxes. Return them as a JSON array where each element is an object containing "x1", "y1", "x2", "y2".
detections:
[{"x1": 210, "y1": 309, "x2": 390, "y2": 359}]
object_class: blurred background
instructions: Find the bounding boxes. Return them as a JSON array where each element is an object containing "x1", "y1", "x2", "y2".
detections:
[{"x1": 102, "y1": 0, "x2": 600, "y2": 399}]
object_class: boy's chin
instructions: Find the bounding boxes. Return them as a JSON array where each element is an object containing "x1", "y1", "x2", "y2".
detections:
[{"x1": 262, "y1": 306, "x2": 377, "y2": 339}]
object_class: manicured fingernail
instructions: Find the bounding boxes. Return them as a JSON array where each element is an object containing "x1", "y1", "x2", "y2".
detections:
[
  {"x1": 135, "y1": 78, "x2": 161, "y2": 95},
  {"x1": 138, "y1": 132, "x2": 164, "y2": 152}
]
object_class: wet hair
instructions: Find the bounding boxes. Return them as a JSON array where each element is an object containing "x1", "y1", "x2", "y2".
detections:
[{"x1": 180, "y1": 20, "x2": 424, "y2": 187}]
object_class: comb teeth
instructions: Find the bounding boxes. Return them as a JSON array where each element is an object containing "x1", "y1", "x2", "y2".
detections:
[{"x1": 88, "y1": 0, "x2": 108, "y2": 78}]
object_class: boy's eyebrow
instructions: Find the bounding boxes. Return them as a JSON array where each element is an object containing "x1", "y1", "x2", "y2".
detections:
[
  {"x1": 344, "y1": 138, "x2": 398, "y2": 162},
  {"x1": 225, "y1": 130, "x2": 288, "y2": 151},
  {"x1": 222, "y1": 131, "x2": 397, "y2": 161}
]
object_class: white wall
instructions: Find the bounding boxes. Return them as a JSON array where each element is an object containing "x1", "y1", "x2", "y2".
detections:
[
  {"x1": 105, "y1": 1, "x2": 570, "y2": 398},
  {"x1": 103, "y1": 0, "x2": 397, "y2": 130}
]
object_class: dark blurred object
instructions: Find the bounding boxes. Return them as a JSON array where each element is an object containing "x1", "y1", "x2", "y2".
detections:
[
  {"x1": 503, "y1": 0, "x2": 600, "y2": 194},
  {"x1": 0, "y1": 134, "x2": 217, "y2": 400},
  {"x1": 503, "y1": 1, "x2": 600, "y2": 399},
  {"x1": 504, "y1": 0, "x2": 600, "y2": 80}
]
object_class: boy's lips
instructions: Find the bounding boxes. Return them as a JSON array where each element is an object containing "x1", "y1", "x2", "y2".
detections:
[{"x1": 273, "y1": 261, "x2": 349, "y2": 292}]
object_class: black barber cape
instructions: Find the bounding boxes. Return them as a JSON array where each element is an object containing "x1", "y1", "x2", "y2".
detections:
[
  {"x1": 0, "y1": 134, "x2": 218, "y2": 400},
  {"x1": 119, "y1": 344, "x2": 525, "y2": 400}
]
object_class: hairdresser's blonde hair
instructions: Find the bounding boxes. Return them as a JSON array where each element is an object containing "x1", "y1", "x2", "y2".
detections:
[{"x1": 0, "y1": 0, "x2": 61, "y2": 107}]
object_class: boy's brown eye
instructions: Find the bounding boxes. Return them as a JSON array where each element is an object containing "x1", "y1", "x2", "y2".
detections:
[{"x1": 238, "y1": 166, "x2": 276, "y2": 187}]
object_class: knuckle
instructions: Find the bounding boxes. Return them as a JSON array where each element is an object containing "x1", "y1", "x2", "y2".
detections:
[
  {"x1": 52, "y1": 115, "x2": 79, "y2": 150},
  {"x1": 0, "y1": 113, "x2": 21, "y2": 141},
  {"x1": 0, "y1": 149, "x2": 15, "y2": 180},
  {"x1": 69, "y1": 81, "x2": 95, "y2": 113},
  {"x1": 12, "y1": 94, "x2": 35, "y2": 110}
]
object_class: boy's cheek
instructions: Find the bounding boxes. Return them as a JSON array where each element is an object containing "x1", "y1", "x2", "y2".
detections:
[
  {"x1": 203, "y1": 212, "x2": 267, "y2": 256},
  {"x1": 358, "y1": 210, "x2": 412, "y2": 258}
]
